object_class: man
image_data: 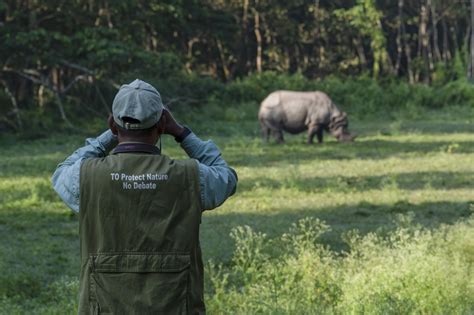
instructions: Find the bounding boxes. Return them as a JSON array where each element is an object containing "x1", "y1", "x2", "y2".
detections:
[{"x1": 52, "y1": 79, "x2": 237, "y2": 314}]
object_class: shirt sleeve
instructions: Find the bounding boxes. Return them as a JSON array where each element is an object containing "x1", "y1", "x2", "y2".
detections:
[
  {"x1": 51, "y1": 130, "x2": 118, "y2": 212},
  {"x1": 180, "y1": 132, "x2": 238, "y2": 211}
]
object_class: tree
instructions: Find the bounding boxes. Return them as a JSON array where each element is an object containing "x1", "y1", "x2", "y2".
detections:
[{"x1": 469, "y1": 0, "x2": 474, "y2": 81}]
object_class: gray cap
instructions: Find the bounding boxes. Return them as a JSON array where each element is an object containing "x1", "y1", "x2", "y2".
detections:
[{"x1": 112, "y1": 79, "x2": 164, "y2": 130}]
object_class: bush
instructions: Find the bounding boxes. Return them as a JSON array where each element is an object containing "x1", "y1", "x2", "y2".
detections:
[
  {"x1": 210, "y1": 73, "x2": 474, "y2": 121},
  {"x1": 0, "y1": 277, "x2": 79, "y2": 315},
  {"x1": 206, "y1": 216, "x2": 474, "y2": 314},
  {"x1": 7, "y1": 72, "x2": 474, "y2": 135}
]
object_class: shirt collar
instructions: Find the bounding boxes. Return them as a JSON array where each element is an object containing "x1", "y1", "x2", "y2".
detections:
[{"x1": 112, "y1": 142, "x2": 161, "y2": 155}]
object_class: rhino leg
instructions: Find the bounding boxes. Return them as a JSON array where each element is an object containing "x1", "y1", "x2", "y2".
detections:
[
  {"x1": 260, "y1": 118, "x2": 284, "y2": 143},
  {"x1": 307, "y1": 124, "x2": 323, "y2": 144},
  {"x1": 272, "y1": 129, "x2": 284, "y2": 143},
  {"x1": 259, "y1": 120, "x2": 271, "y2": 142}
]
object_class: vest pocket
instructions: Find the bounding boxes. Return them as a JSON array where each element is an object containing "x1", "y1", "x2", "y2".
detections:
[{"x1": 89, "y1": 253, "x2": 190, "y2": 315}]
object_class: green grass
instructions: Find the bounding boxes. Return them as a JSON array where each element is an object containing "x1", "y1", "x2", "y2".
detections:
[{"x1": 0, "y1": 105, "x2": 474, "y2": 314}]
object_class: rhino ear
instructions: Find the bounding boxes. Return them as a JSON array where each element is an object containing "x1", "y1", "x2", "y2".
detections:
[
  {"x1": 332, "y1": 113, "x2": 346, "y2": 124},
  {"x1": 329, "y1": 115, "x2": 337, "y2": 129},
  {"x1": 330, "y1": 112, "x2": 348, "y2": 130},
  {"x1": 341, "y1": 112, "x2": 348, "y2": 126}
]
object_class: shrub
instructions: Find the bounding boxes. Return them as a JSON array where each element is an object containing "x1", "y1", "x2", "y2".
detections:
[
  {"x1": 7, "y1": 72, "x2": 474, "y2": 134},
  {"x1": 206, "y1": 216, "x2": 474, "y2": 314}
]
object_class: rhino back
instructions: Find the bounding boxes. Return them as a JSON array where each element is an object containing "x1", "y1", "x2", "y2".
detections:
[
  {"x1": 279, "y1": 91, "x2": 334, "y2": 126},
  {"x1": 259, "y1": 90, "x2": 339, "y2": 133},
  {"x1": 279, "y1": 91, "x2": 333, "y2": 113}
]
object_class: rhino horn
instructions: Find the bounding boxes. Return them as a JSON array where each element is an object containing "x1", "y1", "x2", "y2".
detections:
[{"x1": 338, "y1": 132, "x2": 357, "y2": 142}]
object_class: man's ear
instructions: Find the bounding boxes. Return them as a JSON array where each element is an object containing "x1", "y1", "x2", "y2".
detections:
[{"x1": 108, "y1": 115, "x2": 118, "y2": 135}]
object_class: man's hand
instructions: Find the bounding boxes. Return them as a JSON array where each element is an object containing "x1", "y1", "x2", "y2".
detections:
[{"x1": 162, "y1": 109, "x2": 185, "y2": 137}]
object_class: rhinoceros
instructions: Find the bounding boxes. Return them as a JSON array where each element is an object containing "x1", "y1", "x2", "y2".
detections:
[{"x1": 258, "y1": 90, "x2": 356, "y2": 144}]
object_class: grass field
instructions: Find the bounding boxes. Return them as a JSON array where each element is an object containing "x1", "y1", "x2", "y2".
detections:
[{"x1": 1, "y1": 105, "x2": 474, "y2": 314}]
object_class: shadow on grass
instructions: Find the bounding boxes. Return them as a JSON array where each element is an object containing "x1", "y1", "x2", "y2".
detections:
[
  {"x1": 225, "y1": 139, "x2": 474, "y2": 167},
  {"x1": 0, "y1": 209, "x2": 78, "y2": 299},
  {"x1": 352, "y1": 120, "x2": 474, "y2": 135},
  {"x1": 201, "y1": 200, "x2": 474, "y2": 261},
  {"x1": 237, "y1": 171, "x2": 474, "y2": 193}
]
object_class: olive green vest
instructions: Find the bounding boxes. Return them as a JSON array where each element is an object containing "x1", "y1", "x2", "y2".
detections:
[{"x1": 79, "y1": 152, "x2": 204, "y2": 314}]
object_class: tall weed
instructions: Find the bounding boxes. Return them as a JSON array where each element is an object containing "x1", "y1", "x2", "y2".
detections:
[{"x1": 207, "y1": 216, "x2": 474, "y2": 314}]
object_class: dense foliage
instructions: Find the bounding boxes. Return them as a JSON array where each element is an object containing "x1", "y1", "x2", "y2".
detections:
[{"x1": 1, "y1": 0, "x2": 474, "y2": 132}]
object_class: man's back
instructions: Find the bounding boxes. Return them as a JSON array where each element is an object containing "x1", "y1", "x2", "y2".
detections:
[{"x1": 79, "y1": 153, "x2": 205, "y2": 314}]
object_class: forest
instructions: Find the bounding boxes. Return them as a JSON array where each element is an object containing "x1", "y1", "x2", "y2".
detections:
[
  {"x1": 1, "y1": 0, "x2": 474, "y2": 132},
  {"x1": 1, "y1": 1, "x2": 474, "y2": 313}
]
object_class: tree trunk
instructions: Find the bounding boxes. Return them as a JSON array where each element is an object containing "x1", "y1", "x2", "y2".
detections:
[
  {"x1": 104, "y1": 0, "x2": 113, "y2": 28},
  {"x1": 284, "y1": 47, "x2": 290, "y2": 71},
  {"x1": 0, "y1": 80, "x2": 22, "y2": 130},
  {"x1": 399, "y1": 0, "x2": 414, "y2": 83},
  {"x1": 464, "y1": 20, "x2": 471, "y2": 77},
  {"x1": 294, "y1": 44, "x2": 301, "y2": 73},
  {"x1": 405, "y1": 43, "x2": 415, "y2": 84},
  {"x1": 95, "y1": 0, "x2": 113, "y2": 28},
  {"x1": 395, "y1": 0, "x2": 404, "y2": 75},
  {"x1": 260, "y1": 14, "x2": 271, "y2": 45},
  {"x1": 375, "y1": 18, "x2": 395, "y2": 76},
  {"x1": 464, "y1": 15, "x2": 471, "y2": 52},
  {"x1": 419, "y1": 0, "x2": 431, "y2": 83},
  {"x1": 450, "y1": 23, "x2": 458, "y2": 55},
  {"x1": 54, "y1": 92, "x2": 74, "y2": 129},
  {"x1": 50, "y1": 68, "x2": 74, "y2": 128},
  {"x1": 216, "y1": 38, "x2": 230, "y2": 80},
  {"x1": 236, "y1": 0, "x2": 250, "y2": 76},
  {"x1": 441, "y1": 18, "x2": 451, "y2": 62},
  {"x1": 318, "y1": 19, "x2": 327, "y2": 71},
  {"x1": 469, "y1": 0, "x2": 474, "y2": 81},
  {"x1": 319, "y1": 45, "x2": 326, "y2": 70},
  {"x1": 430, "y1": 2, "x2": 442, "y2": 62},
  {"x1": 353, "y1": 35, "x2": 367, "y2": 71},
  {"x1": 253, "y1": 8, "x2": 262, "y2": 73}
]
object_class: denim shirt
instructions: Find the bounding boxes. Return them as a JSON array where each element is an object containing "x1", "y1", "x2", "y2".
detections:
[{"x1": 51, "y1": 130, "x2": 237, "y2": 212}]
